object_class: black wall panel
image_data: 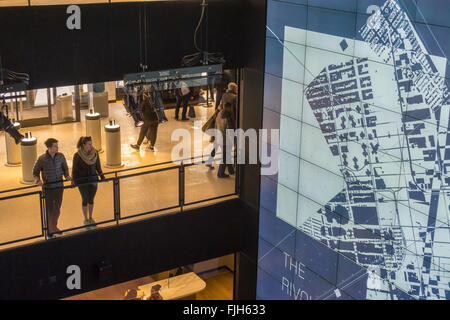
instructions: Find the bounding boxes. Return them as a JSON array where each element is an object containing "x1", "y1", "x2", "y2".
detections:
[
  {"x1": 29, "y1": 5, "x2": 79, "y2": 88},
  {"x1": 236, "y1": 0, "x2": 267, "y2": 300},
  {"x1": 109, "y1": 3, "x2": 140, "y2": 78},
  {"x1": 71, "y1": 4, "x2": 114, "y2": 84},
  {"x1": 0, "y1": 0, "x2": 248, "y2": 89},
  {"x1": 0, "y1": 7, "x2": 33, "y2": 78},
  {"x1": 206, "y1": 0, "x2": 244, "y2": 71},
  {"x1": 241, "y1": 0, "x2": 267, "y2": 72},
  {"x1": 143, "y1": 1, "x2": 199, "y2": 71}
]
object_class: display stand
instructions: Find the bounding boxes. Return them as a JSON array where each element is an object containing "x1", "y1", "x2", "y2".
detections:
[
  {"x1": 72, "y1": 88, "x2": 88, "y2": 109},
  {"x1": 93, "y1": 92, "x2": 109, "y2": 118},
  {"x1": 85, "y1": 110, "x2": 103, "y2": 153},
  {"x1": 20, "y1": 134, "x2": 38, "y2": 185},
  {"x1": 56, "y1": 94, "x2": 73, "y2": 121},
  {"x1": 79, "y1": 91, "x2": 89, "y2": 109},
  {"x1": 5, "y1": 122, "x2": 22, "y2": 167},
  {"x1": 104, "y1": 121, "x2": 123, "y2": 168},
  {"x1": 138, "y1": 272, "x2": 206, "y2": 300},
  {"x1": 105, "y1": 81, "x2": 117, "y2": 102}
]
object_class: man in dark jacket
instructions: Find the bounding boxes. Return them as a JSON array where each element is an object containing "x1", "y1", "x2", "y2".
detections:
[
  {"x1": 32, "y1": 138, "x2": 71, "y2": 235},
  {"x1": 130, "y1": 91, "x2": 159, "y2": 151}
]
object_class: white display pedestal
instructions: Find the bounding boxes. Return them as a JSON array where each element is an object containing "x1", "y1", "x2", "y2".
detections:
[
  {"x1": 20, "y1": 137, "x2": 38, "y2": 185},
  {"x1": 72, "y1": 89, "x2": 89, "y2": 109},
  {"x1": 75, "y1": 91, "x2": 89, "y2": 109},
  {"x1": 138, "y1": 272, "x2": 206, "y2": 300},
  {"x1": 5, "y1": 122, "x2": 22, "y2": 167},
  {"x1": 56, "y1": 95, "x2": 73, "y2": 121},
  {"x1": 104, "y1": 123, "x2": 123, "y2": 168},
  {"x1": 85, "y1": 112, "x2": 103, "y2": 153},
  {"x1": 80, "y1": 91, "x2": 89, "y2": 108},
  {"x1": 105, "y1": 82, "x2": 116, "y2": 102},
  {"x1": 92, "y1": 92, "x2": 109, "y2": 118}
]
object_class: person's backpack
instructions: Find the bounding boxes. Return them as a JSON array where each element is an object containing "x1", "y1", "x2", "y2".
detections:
[
  {"x1": 202, "y1": 108, "x2": 220, "y2": 133},
  {"x1": 180, "y1": 82, "x2": 190, "y2": 96},
  {"x1": 188, "y1": 106, "x2": 196, "y2": 118},
  {"x1": 140, "y1": 93, "x2": 158, "y2": 119}
]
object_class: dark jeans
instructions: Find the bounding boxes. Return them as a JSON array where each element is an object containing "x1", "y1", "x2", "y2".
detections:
[
  {"x1": 215, "y1": 87, "x2": 224, "y2": 110},
  {"x1": 45, "y1": 187, "x2": 64, "y2": 233},
  {"x1": 175, "y1": 95, "x2": 189, "y2": 119},
  {"x1": 217, "y1": 142, "x2": 235, "y2": 177},
  {"x1": 206, "y1": 140, "x2": 218, "y2": 165},
  {"x1": 207, "y1": 77, "x2": 215, "y2": 100},
  {"x1": 155, "y1": 91, "x2": 168, "y2": 122},
  {"x1": 207, "y1": 84, "x2": 215, "y2": 100},
  {"x1": 127, "y1": 95, "x2": 143, "y2": 125},
  {"x1": 137, "y1": 120, "x2": 158, "y2": 147},
  {"x1": 147, "y1": 121, "x2": 158, "y2": 146},
  {"x1": 78, "y1": 183, "x2": 98, "y2": 207}
]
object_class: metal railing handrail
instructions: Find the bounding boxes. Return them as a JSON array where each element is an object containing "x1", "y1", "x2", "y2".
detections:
[
  {"x1": 0, "y1": 151, "x2": 238, "y2": 248},
  {"x1": 0, "y1": 152, "x2": 222, "y2": 195}
]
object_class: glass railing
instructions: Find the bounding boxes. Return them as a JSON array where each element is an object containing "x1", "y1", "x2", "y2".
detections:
[
  {"x1": 0, "y1": 190, "x2": 44, "y2": 245},
  {"x1": 0, "y1": 153, "x2": 238, "y2": 249}
]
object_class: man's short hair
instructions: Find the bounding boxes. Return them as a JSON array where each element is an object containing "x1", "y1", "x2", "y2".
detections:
[{"x1": 45, "y1": 138, "x2": 58, "y2": 148}]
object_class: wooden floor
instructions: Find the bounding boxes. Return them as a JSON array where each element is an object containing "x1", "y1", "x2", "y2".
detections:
[
  {"x1": 0, "y1": 99, "x2": 236, "y2": 250},
  {"x1": 64, "y1": 268, "x2": 234, "y2": 300},
  {"x1": 196, "y1": 269, "x2": 234, "y2": 300}
]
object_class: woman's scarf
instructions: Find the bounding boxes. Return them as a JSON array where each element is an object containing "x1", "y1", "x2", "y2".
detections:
[{"x1": 78, "y1": 147, "x2": 98, "y2": 166}]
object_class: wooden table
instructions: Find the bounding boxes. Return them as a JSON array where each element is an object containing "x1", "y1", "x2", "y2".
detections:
[{"x1": 138, "y1": 272, "x2": 206, "y2": 300}]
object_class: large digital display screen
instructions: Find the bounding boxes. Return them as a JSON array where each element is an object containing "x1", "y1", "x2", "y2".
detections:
[{"x1": 258, "y1": 0, "x2": 450, "y2": 300}]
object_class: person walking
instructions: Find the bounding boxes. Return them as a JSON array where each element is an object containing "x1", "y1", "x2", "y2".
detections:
[
  {"x1": 130, "y1": 91, "x2": 159, "y2": 151},
  {"x1": 174, "y1": 86, "x2": 182, "y2": 120},
  {"x1": 33, "y1": 138, "x2": 71, "y2": 236},
  {"x1": 203, "y1": 100, "x2": 222, "y2": 170},
  {"x1": 207, "y1": 73, "x2": 216, "y2": 101},
  {"x1": 152, "y1": 86, "x2": 168, "y2": 123},
  {"x1": 72, "y1": 136, "x2": 105, "y2": 229},
  {"x1": 215, "y1": 82, "x2": 238, "y2": 178},
  {"x1": 175, "y1": 81, "x2": 190, "y2": 121}
]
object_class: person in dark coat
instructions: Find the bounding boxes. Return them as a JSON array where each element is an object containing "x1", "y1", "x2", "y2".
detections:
[
  {"x1": 215, "y1": 82, "x2": 238, "y2": 178},
  {"x1": 33, "y1": 138, "x2": 71, "y2": 236},
  {"x1": 72, "y1": 136, "x2": 105, "y2": 228},
  {"x1": 131, "y1": 91, "x2": 160, "y2": 151}
]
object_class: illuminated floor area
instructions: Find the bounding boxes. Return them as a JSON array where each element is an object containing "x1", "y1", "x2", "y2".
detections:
[
  {"x1": 0, "y1": 100, "x2": 236, "y2": 249},
  {"x1": 64, "y1": 268, "x2": 234, "y2": 300},
  {"x1": 1, "y1": 100, "x2": 220, "y2": 186}
]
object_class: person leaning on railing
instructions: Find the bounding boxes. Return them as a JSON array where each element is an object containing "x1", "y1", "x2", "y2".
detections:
[
  {"x1": 32, "y1": 138, "x2": 71, "y2": 236},
  {"x1": 72, "y1": 136, "x2": 105, "y2": 230}
]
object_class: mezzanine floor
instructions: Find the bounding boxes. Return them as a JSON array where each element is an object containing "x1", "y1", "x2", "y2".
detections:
[{"x1": 0, "y1": 99, "x2": 236, "y2": 250}]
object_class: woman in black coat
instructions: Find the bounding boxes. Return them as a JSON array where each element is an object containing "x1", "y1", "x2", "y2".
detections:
[{"x1": 72, "y1": 136, "x2": 105, "y2": 228}]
